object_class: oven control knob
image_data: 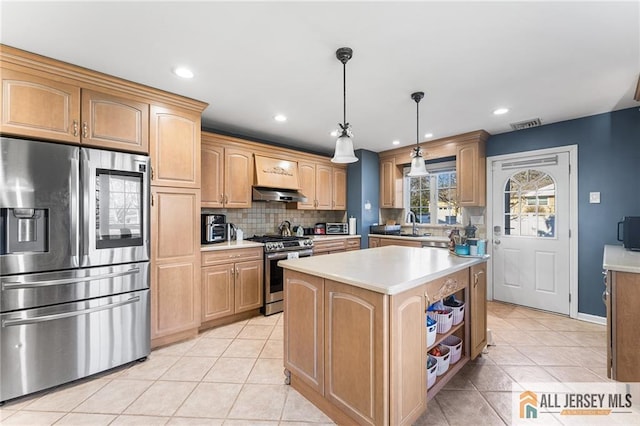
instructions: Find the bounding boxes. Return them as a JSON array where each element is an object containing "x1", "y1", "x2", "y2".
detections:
[{"x1": 277, "y1": 242, "x2": 284, "y2": 249}]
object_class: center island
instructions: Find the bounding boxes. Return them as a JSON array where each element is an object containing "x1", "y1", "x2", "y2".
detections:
[{"x1": 279, "y1": 245, "x2": 488, "y2": 426}]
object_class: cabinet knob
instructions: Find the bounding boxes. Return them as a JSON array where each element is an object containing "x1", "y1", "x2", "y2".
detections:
[
  {"x1": 473, "y1": 270, "x2": 484, "y2": 287},
  {"x1": 72, "y1": 120, "x2": 79, "y2": 137}
]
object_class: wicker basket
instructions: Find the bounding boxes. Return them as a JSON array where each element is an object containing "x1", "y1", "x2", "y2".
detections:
[
  {"x1": 428, "y1": 308, "x2": 453, "y2": 334},
  {"x1": 429, "y1": 345, "x2": 450, "y2": 376},
  {"x1": 441, "y1": 335, "x2": 463, "y2": 364},
  {"x1": 427, "y1": 355, "x2": 438, "y2": 389}
]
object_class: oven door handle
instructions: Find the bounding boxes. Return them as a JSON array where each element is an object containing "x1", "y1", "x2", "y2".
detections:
[
  {"x1": 1, "y1": 267, "x2": 141, "y2": 290},
  {"x1": 2, "y1": 296, "x2": 141, "y2": 327},
  {"x1": 266, "y1": 249, "x2": 313, "y2": 260}
]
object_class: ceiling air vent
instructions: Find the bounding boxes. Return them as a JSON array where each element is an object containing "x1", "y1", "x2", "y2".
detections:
[{"x1": 510, "y1": 118, "x2": 542, "y2": 130}]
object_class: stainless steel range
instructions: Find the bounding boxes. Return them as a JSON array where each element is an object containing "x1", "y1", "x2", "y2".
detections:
[{"x1": 246, "y1": 235, "x2": 313, "y2": 315}]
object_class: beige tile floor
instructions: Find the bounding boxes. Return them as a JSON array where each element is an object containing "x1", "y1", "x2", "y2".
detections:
[{"x1": 0, "y1": 301, "x2": 608, "y2": 425}]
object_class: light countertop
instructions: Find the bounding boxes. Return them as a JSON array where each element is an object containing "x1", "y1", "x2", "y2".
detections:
[
  {"x1": 603, "y1": 245, "x2": 640, "y2": 273},
  {"x1": 201, "y1": 240, "x2": 264, "y2": 251},
  {"x1": 279, "y1": 245, "x2": 488, "y2": 295}
]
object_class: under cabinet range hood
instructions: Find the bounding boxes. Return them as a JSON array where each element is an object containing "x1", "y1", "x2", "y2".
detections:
[
  {"x1": 252, "y1": 155, "x2": 307, "y2": 202},
  {"x1": 252, "y1": 187, "x2": 307, "y2": 202}
]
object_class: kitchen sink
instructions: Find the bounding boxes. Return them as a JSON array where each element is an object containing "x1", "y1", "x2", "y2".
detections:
[{"x1": 399, "y1": 233, "x2": 429, "y2": 237}]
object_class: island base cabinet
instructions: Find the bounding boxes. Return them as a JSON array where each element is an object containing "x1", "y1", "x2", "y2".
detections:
[
  {"x1": 324, "y1": 280, "x2": 388, "y2": 426},
  {"x1": 470, "y1": 263, "x2": 487, "y2": 359}
]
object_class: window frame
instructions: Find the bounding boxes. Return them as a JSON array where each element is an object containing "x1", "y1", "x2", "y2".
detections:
[{"x1": 403, "y1": 160, "x2": 460, "y2": 226}]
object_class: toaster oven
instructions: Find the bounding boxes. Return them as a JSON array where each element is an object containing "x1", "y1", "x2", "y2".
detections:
[{"x1": 326, "y1": 222, "x2": 349, "y2": 235}]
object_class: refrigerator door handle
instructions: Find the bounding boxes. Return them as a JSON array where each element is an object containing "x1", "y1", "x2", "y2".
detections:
[
  {"x1": 2, "y1": 296, "x2": 141, "y2": 327},
  {"x1": 70, "y1": 152, "x2": 80, "y2": 267},
  {"x1": 80, "y1": 148, "x2": 91, "y2": 267},
  {"x1": 1, "y1": 267, "x2": 141, "y2": 290}
]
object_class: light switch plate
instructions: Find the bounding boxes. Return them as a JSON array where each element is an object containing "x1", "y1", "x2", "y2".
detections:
[{"x1": 589, "y1": 192, "x2": 601, "y2": 204}]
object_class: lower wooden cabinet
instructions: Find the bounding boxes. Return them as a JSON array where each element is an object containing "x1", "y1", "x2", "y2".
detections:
[
  {"x1": 150, "y1": 187, "x2": 201, "y2": 346},
  {"x1": 313, "y1": 237, "x2": 360, "y2": 255},
  {"x1": 470, "y1": 262, "x2": 487, "y2": 359},
  {"x1": 201, "y1": 247, "x2": 263, "y2": 322},
  {"x1": 606, "y1": 270, "x2": 640, "y2": 381}
]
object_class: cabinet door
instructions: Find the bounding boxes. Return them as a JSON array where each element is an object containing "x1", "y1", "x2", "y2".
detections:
[
  {"x1": 379, "y1": 238, "x2": 421, "y2": 248},
  {"x1": 470, "y1": 263, "x2": 487, "y2": 359},
  {"x1": 234, "y1": 259, "x2": 263, "y2": 313},
  {"x1": 456, "y1": 141, "x2": 486, "y2": 206},
  {"x1": 390, "y1": 286, "x2": 427, "y2": 426},
  {"x1": 611, "y1": 271, "x2": 640, "y2": 382},
  {"x1": 284, "y1": 270, "x2": 324, "y2": 394},
  {"x1": 201, "y1": 142, "x2": 224, "y2": 207},
  {"x1": 380, "y1": 158, "x2": 402, "y2": 208},
  {"x1": 81, "y1": 89, "x2": 149, "y2": 153},
  {"x1": 224, "y1": 147, "x2": 253, "y2": 208},
  {"x1": 315, "y1": 164, "x2": 333, "y2": 210},
  {"x1": 201, "y1": 264, "x2": 234, "y2": 322},
  {"x1": 150, "y1": 105, "x2": 201, "y2": 188},
  {"x1": 297, "y1": 161, "x2": 316, "y2": 210},
  {"x1": 346, "y1": 238, "x2": 361, "y2": 251},
  {"x1": 150, "y1": 187, "x2": 201, "y2": 341},
  {"x1": 324, "y1": 280, "x2": 386, "y2": 425},
  {"x1": 332, "y1": 167, "x2": 347, "y2": 210},
  {"x1": 0, "y1": 68, "x2": 81, "y2": 143},
  {"x1": 368, "y1": 237, "x2": 380, "y2": 248}
]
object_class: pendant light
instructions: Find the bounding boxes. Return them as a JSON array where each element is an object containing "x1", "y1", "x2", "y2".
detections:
[
  {"x1": 407, "y1": 91, "x2": 428, "y2": 176},
  {"x1": 331, "y1": 47, "x2": 358, "y2": 163}
]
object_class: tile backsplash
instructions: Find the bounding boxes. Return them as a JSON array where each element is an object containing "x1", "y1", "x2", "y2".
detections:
[{"x1": 203, "y1": 203, "x2": 346, "y2": 237}]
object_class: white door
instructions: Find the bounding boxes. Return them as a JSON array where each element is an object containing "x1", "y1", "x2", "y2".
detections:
[{"x1": 491, "y1": 151, "x2": 571, "y2": 315}]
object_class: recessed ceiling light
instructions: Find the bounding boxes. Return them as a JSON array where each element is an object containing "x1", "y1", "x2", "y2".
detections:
[
  {"x1": 392, "y1": 140, "x2": 400, "y2": 145},
  {"x1": 173, "y1": 67, "x2": 194, "y2": 79},
  {"x1": 424, "y1": 133, "x2": 433, "y2": 138},
  {"x1": 330, "y1": 130, "x2": 339, "y2": 137},
  {"x1": 493, "y1": 108, "x2": 509, "y2": 115},
  {"x1": 274, "y1": 114, "x2": 287, "y2": 122}
]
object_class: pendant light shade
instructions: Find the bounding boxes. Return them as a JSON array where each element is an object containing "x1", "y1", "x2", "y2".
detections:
[
  {"x1": 331, "y1": 47, "x2": 358, "y2": 164},
  {"x1": 407, "y1": 91, "x2": 428, "y2": 177}
]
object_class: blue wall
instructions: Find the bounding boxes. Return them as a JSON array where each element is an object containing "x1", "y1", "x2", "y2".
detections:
[
  {"x1": 487, "y1": 107, "x2": 640, "y2": 316},
  {"x1": 347, "y1": 149, "x2": 380, "y2": 248}
]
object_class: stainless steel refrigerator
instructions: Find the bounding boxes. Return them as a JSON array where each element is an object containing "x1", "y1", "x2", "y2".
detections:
[{"x1": 0, "y1": 137, "x2": 151, "y2": 403}]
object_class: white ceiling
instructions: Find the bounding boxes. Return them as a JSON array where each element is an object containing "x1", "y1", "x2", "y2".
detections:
[{"x1": 1, "y1": 1, "x2": 639, "y2": 156}]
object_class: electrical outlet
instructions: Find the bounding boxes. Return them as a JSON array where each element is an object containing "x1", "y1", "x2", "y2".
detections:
[{"x1": 589, "y1": 192, "x2": 601, "y2": 204}]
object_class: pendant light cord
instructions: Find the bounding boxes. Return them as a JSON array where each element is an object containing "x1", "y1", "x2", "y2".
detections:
[
  {"x1": 416, "y1": 97, "x2": 419, "y2": 148},
  {"x1": 343, "y1": 61, "x2": 347, "y2": 127}
]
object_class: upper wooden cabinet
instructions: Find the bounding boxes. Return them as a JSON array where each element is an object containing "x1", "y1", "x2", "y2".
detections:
[
  {"x1": 201, "y1": 137, "x2": 253, "y2": 208},
  {"x1": 0, "y1": 68, "x2": 149, "y2": 152},
  {"x1": 378, "y1": 131, "x2": 489, "y2": 209},
  {"x1": 150, "y1": 105, "x2": 201, "y2": 188},
  {"x1": 297, "y1": 161, "x2": 316, "y2": 210},
  {"x1": 0, "y1": 68, "x2": 81, "y2": 143},
  {"x1": 332, "y1": 167, "x2": 347, "y2": 210},
  {"x1": 81, "y1": 89, "x2": 149, "y2": 153},
  {"x1": 380, "y1": 157, "x2": 403, "y2": 208},
  {"x1": 457, "y1": 140, "x2": 486, "y2": 207}
]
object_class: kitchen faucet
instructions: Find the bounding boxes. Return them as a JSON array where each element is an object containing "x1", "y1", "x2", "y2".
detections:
[{"x1": 406, "y1": 210, "x2": 418, "y2": 236}]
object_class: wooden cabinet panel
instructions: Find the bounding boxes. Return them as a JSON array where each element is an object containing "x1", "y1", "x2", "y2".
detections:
[
  {"x1": 332, "y1": 167, "x2": 347, "y2": 210},
  {"x1": 470, "y1": 263, "x2": 487, "y2": 359},
  {"x1": 0, "y1": 68, "x2": 80, "y2": 143},
  {"x1": 380, "y1": 158, "x2": 403, "y2": 208},
  {"x1": 235, "y1": 259, "x2": 263, "y2": 313},
  {"x1": 284, "y1": 270, "x2": 325, "y2": 393},
  {"x1": 202, "y1": 247, "x2": 262, "y2": 267},
  {"x1": 81, "y1": 89, "x2": 149, "y2": 153},
  {"x1": 324, "y1": 280, "x2": 387, "y2": 425},
  {"x1": 390, "y1": 285, "x2": 427, "y2": 425},
  {"x1": 379, "y1": 238, "x2": 422, "y2": 248},
  {"x1": 297, "y1": 161, "x2": 317, "y2": 210},
  {"x1": 610, "y1": 271, "x2": 640, "y2": 381},
  {"x1": 425, "y1": 268, "x2": 468, "y2": 304},
  {"x1": 456, "y1": 141, "x2": 486, "y2": 206},
  {"x1": 368, "y1": 237, "x2": 380, "y2": 248},
  {"x1": 315, "y1": 164, "x2": 332, "y2": 210},
  {"x1": 152, "y1": 261, "x2": 199, "y2": 337},
  {"x1": 201, "y1": 264, "x2": 234, "y2": 322},
  {"x1": 224, "y1": 148, "x2": 253, "y2": 208},
  {"x1": 201, "y1": 140, "x2": 252, "y2": 208},
  {"x1": 150, "y1": 105, "x2": 200, "y2": 188},
  {"x1": 201, "y1": 142, "x2": 224, "y2": 207},
  {"x1": 150, "y1": 187, "x2": 200, "y2": 342},
  {"x1": 345, "y1": 237, "x2": 361, "y2": 251},
  {"x1": 313, "y1": 239, "x2": 346, "y2": 255}
]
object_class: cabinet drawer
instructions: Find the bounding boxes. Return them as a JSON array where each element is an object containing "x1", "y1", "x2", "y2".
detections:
[
  {"x1": 425, "y1": 269, "x2": 468, "y2": 304},
  {"x1": 346, "y1": 238, "x2": 361, "y2": 250},
  {"x1": 202, "y1": 247, "x2": 262, "y2": 266},
  {"x1": 313, "y1": 240, "x2": 346, "y2": 254}
]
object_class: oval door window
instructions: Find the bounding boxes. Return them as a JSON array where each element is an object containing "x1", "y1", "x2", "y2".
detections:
[{"x1": 504, "y1": 169, "x2": 556, "y2": 238}]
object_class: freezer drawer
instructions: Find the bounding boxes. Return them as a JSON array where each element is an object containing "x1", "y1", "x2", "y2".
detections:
[
  {"x1": 0, "y1": 289, "x2": 150, "y2": 403},
  {"x1": 1, "y1": 262, "x2": 149, "y2": 312}
]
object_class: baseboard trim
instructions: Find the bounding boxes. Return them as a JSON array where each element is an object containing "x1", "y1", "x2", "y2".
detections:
[{"x1": 577, "y1": 312, "x2": 606, "y2": 325}]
